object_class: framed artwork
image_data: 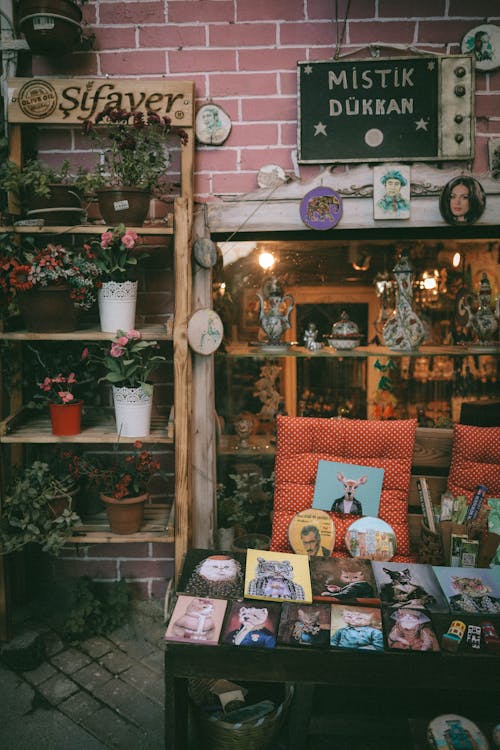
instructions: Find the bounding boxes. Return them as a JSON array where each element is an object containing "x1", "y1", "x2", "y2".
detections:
[
  {"x1": 371, "y1": 561, "x2": 449, "y2": 613},
  {"x1": 176, "y1": 548, "x2": 245, "y2": 600},
  {"x1": 344, "y1": 517, "x2": 397, "y2": 562},
  {"x1": 373, "y1": 164, "x2": 410, "y2": 220},
  {"x1": 439, "y1": 176, "x2": 486, "y2": 226},
  {"x1": 312, "y1": 459, "x2": 384, "y2": 518},
  {"x1": 164, "y1": 595, "x2": 227, "y2": 645},
  {"x1": 310, "y1": 557, "x2": 378, "y2": 605},
  {"x1": 244, "y1": 548, "x2": 312, "y2": 603},
  {"x1": 278, "y1": 602, "x2": 330, "y2": 647},
  {"x1": 383, "y1": 607, "x2": 440, "y2": 651},
  {"x1": 330, "y1": 603, "x2": 383, "y2": 651},
  {"x1": 461, "y1": 24, "x2": 500, "y2": 71},
  {"x1": 221, "y1": 599, "x2": 281, "y2": 648},
  {"x1": 195, "y1": 103, "x2": 232, "y2": 145}
]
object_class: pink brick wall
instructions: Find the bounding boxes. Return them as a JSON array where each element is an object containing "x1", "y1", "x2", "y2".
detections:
[
  {"x1": 24, "y1": 0, "x2": 500, "y2": 200},
  {"x1": 20, "y1": 0, "x2": 500, "y2": 599}
]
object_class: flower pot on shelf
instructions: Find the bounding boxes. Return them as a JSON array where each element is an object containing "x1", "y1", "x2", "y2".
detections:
[
  {"x1": 17, "y1": 284, "x2": 78, "y2": 332},
  {"x1": 18, "y1": 0, "x2": 84, "y2": 57},
  {"x1": 112, "y1": 385, "x2": 153, "y2": 438},
  {"x1": 47, "y1": 486, "x2": 79, "y2": 518},
  {"x1": 96, "y1": 187, "x2": 150, "y2": 226},
  {"x1": 101, "y1": 492, "x2": 148, "y2": 535},
  {"x1": 26, "y1": 184, "x2": 84, "y2": 226},
  {"x1": 49, "y1": 400, "x2": 83, "y2": 436},
  {"x1": 97, "y1": 280, "x2": 138, "y2": 333}
]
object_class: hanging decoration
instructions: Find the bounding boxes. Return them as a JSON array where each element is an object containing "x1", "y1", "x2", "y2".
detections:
[
  {"x1": 195, "y1": 103, "x2": 232, "y2": 145},
  {"x1": 300, "y1": 186, "x2": 343, "y2": 230},
  {"x1": 461, "y1": 24, "x2": 500, "y2": 71}
]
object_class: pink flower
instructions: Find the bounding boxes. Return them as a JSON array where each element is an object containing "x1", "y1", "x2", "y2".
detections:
[
  {"x1": 121, "y1": 231, "x2": 137, "y2": 249},
  {"x1": 67, "y1": 372, "x2": 77, "y2": 384},
  {"x1": 110, "y1": 342, "x2": 125, "y2": 358},
  {"x1": 58, "y1": 391, "x2": 74, "y2": 403},
  {"x1": 126, "y1": 329, "x2": 141, "y2": 340},
  {"x1": 40, "y1": 377, "x2": 52, "y2": 392},
  {"x1": 100, "y1": 231, "x2": 113, "y2": 249},
  {"x1": 53, "y1": 373, "x2": 65, "y2": 383},
  {"x1": 115, "y1": 335, "x2": 129, "y2": 346},
  {"x1": 81, "y1": 347, "x2": 89, "y2": 360}
]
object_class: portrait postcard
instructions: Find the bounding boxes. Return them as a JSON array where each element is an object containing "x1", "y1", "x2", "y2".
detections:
[
  {"x1": 330, "y1": 603, "x2": 384, "y2": 651},
  {"x1": 164, "y1": 595, "x2": 227, "y2": 646},
  {"x1": 221, "y1": 599, "x2": 281, "y2": 648},
  {"x1": 244, "y1": 548, "x2": 312, "y2": 604},
  {"x1": 310, "y1": 556, "x2": 378, "y2": 605},
  {"x1": 312, "y1": 459, "x2": 384, "y2": 518},
  {"x1": 278, "y1": 602, "x2": 331, "y2": 647},
  {"x1": 176, "y1": 548, "x2": 245, "y2": 600}
]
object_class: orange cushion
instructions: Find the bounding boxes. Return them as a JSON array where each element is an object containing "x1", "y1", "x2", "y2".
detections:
[
  {"x1": 447, "y1": 424, "x2": 500, "y2": 501},
  {"x1": 270, "y1": 416, "x2": 417, "y2": 560}
]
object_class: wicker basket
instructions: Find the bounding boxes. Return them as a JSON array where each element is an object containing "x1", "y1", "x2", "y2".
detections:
[{"x1": 188, "y1": 678, "x2": 294, "y2": 750}]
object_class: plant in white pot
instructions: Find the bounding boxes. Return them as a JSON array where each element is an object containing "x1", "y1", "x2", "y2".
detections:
[
  {"x1": 84, "y1": 329, "x2": 166, "y2": 438},
  {"x1": 86, "y1": 224, "x2": 144, "y2": 333},
  {"x1": 82, "y1": 106, "x2": 188, "y2": 225}
]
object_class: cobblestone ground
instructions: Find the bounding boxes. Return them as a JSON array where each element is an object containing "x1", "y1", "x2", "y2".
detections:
[{"x1": 0, "y1": 600, "x2": 166, "y2": 750}]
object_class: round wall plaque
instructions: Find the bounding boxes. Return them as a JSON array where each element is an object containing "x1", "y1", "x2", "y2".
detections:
[
  {"x1": 288, "y1": 509, "x2": 335, "y2": 557},
  {"x1": 344, "y1": 516, "x2": 397, "y2": 561},
  {"x1": 461, "y1": 24, "x2": 500, "y2": 71},
  {"x1": 195, "y1": 103, "x2": 232, "y2": 146},
  {"x1": 187, "y1": 308, "x2": 224, "y2": 355},
  {"x1": 193, "y1": 237, "x2": 217, "y2": 268},
  {"x1": 257, "y1": 164, "x2": 287, "y2": 189},
  {"x1": 300, "y1": 187, "x2": 343, "y2": 230}
]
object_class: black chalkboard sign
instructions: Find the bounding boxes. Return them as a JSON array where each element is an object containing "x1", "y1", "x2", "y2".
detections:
[{"x1": 297, "y1": 55, "x2": 473, "y2": 164}]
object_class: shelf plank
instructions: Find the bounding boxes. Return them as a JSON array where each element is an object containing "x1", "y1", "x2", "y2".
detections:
[
  {"x1": 222, "y1": 343, "x2": 500, "y2": 358},
  {"x1": 9, "y1": 220, "x2": 174, "y2": 235},
  {"x1": 68, "y1": 504, "x2": 174, "y2": 544},
  {"x1": 0, "y1": 411, "x2": 173, "y2": 444},
  {"x1": 0, "y1": 321, "x2": 173, "y2": 341}
]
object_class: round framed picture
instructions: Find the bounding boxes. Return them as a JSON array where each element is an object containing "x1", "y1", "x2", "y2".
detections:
[
  {"x1": 288, "y1": 509, "x2": 335, "y2": 558},
  {"x1": 344, "y1": 516, "x2": 397, "y2": 562},
  {"x1": 195, "y1": 103, "x2": 232, "y2": 146},
  {"x1": 461, "y1": 24, "x2": 500, "y2": 71},
  {"x1": 300, "y1": 187, "x2": 343, "y2": 230},
  {"x1": 439, "y1": 176, "x2": 486, "y2": 226},
  {"x1": 187, "y1": 308, "x2": 224, "y2": 355}
]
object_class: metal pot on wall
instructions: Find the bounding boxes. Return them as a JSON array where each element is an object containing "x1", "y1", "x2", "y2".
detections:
[{"x1": 18, "y1": 0, "x2": 83, "y2": 57}]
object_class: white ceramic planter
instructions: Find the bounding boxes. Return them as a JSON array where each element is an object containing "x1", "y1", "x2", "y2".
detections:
[
  {"x1": 112, "y1": 384, "x2": 153, "y2": 438},
  {"x1": 98, "y1": 280, "x2": 138, "y2": 333}
]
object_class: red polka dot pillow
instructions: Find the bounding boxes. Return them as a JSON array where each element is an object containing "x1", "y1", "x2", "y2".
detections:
[
  {"x1": 447, "y1": 424, "x2": 500, "y2": 501},
  {"x1": 270, "y1": 416, "x2": 417, "y2": 560}
]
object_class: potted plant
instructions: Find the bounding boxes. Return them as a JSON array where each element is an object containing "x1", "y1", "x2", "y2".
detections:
[
  {"x1": 216, "y1": 470, "x2": 274, "y2": 552},
  {"x1": 0, "y1": 459, "x2": 81, "y2": 555},
  {"x1": 17, "y1": 0, "x2": 93, "y2": 57},
  {"x1": 65, "y1": 442, "x2": 163, "y2": 534},
  {"x1": 81, "y1": 106, "x2": 188, "y2": 225},
  {"x1": 0, "y1": 233, "x2": 100, "y2": 331},
  {"x1": 85, "y1": 224, "x2": 143, "y2": 332},
  {"x1": 84, "y1": 329, "x2": 166, "y2": 438},
  {"x1": 0, "y1": 158, "x2": 89, "y2": 225}
]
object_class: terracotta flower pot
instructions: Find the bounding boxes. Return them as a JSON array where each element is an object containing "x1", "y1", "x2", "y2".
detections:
[
  {"x1": 49, "y1": 400, "x2": 83, "y2": 436},
  {"x1": 96, "y1": 187, "x2": 151, "y2": 226},
  {"x1": 101, "y1": 493, "x2": 148, "y2": 535},
  {"x1": 47, "y1": 486, "x2": 79, "y2": 518},
  {"x1": 17, "y1": 284, "x2": 78, "y2": 332}
]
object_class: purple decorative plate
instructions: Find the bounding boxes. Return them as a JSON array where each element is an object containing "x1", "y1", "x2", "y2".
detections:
[{"x1": 300, "y1": 187, "x2": 343, "y2": 230}]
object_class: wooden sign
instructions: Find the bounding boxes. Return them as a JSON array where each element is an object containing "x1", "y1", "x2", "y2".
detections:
[
  {"x1": 7, "y1": 78, "x2": 194, "y2": 126},
  {"x1": 297, "y1": 55, "x2": 474, "y2": 163}
]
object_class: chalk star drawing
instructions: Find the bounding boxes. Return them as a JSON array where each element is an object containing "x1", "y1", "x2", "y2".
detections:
[
  {"x1": 314, "y1": 121, "x2": 327, "y2": 136},
  {"x1": 415, "y1": 118, "x2": 429, "y2": 131},
  {"x1": 303, "y1": 65, "x2": 313, "y2": 74},
  {"x1": 427, "y1": 61, "x2": 435, "y2": 71}
]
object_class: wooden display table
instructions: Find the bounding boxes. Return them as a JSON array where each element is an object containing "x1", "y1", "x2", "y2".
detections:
[{"x1": 164, "y1": 641, "x2": 500, "y2": 749}]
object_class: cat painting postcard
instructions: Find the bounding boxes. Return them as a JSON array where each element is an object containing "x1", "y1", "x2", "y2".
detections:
[
  {"x1": 244, "y1": 549, "x2": 312, "y2": 604},
  {"x1": 432, "y1": 566, "x2": 500, "y2": 616},
  {"x1": 278, "y1": 602, "x2": 331, "y2": 647},
  {"x1": 221, "y1": 599, "x2": 281, "y2": 648},
  {"x1": 309, "y1": 557, "x2": 378, "y2": 605},
  {"x1": 330, "y1": 603, "x2": 384, "y2": 651},
  {"x1": 176, "y1": 548, "x2": 245, "y2": 600},
  {"x1": 312, "y1": 460, "x2": 384, "y2": 518},
  {"x1": 372, "y1": 561, "x2": 449, "y2": 613},
  {"x1": 382, "y1": 607, "x2": 440, "y2": 652},
  {"x1": 164, "y1": 595, "x2": 227, "y2": 646}
]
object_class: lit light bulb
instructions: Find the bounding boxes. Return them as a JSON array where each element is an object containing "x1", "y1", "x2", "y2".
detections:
[
  {"x1": 452, "y1": 251, "x2": 462, "y2": 268},
  {"x1": 258, "y1": 251, "x2": 275, "y2": 270}
]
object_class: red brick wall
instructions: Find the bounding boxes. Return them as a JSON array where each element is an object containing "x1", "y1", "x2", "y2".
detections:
[{"x1": 26, "y1": 0, "x2": 500, "y2": 196}]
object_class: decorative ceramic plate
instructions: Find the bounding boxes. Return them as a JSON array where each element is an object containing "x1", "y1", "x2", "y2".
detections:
[
  {"x1": 193, "y1": 237, "x2": 217, "y2": 268},
  {"x1": 288, "y1": 509, "x2": 335, "y2": 557},
  {"x1": 344, "y1": 517, "x2": 397, "y2": 562},
  {"x1": 461, "y1": 24, "x2": 500, "y2": 71},
  {"x1": 427, "y1": 714, "x2": 489, "y2": 750},
  {"x1": 187, "y1": 308, "x2": 224, "y2": 355},
  {"x1": 300, "y1": 187, "x2": 343, "y2": 230}
]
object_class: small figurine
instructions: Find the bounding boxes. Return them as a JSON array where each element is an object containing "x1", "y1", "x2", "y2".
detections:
[
  {"x1": 303, "y1": 322, "x2": 323, "y2": 351},
  {"x1": 466, "y1": 624, "x2": 482, "y2": 651},
  {"x1": 441, "y1": 619, "x2": 466, "y2": 653},
  {"x1": 481, "y1": 620, "x2": 500, "y2": 654}
]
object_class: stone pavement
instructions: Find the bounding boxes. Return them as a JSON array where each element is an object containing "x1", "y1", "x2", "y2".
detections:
[{"x1": 0, "y1": 600, "x2": 166, "y2": 750}]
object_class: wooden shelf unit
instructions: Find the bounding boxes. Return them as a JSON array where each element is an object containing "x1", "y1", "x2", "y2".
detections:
[{"x1": 0, "y1": 77, "x2": 195, "y2": 640}]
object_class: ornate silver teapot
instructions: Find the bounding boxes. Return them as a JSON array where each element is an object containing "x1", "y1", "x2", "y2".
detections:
[
  {"x1": 461, "y1": 272, "x2": 499, "y2": 346},
  {"x1": 256, "y1": 277, "x2": 294, "y2": 345}
]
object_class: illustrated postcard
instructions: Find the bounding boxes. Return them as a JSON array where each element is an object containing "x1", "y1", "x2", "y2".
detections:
[
  {"x1": 244, "y1": 548, "x2": 312, "y2": 604},
  {"x1": 164, "y1": 595, "x2": 227, "y2": 646},
  {"x1": 312, "y1": 460, "x2": 384, "y2": 518}
]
